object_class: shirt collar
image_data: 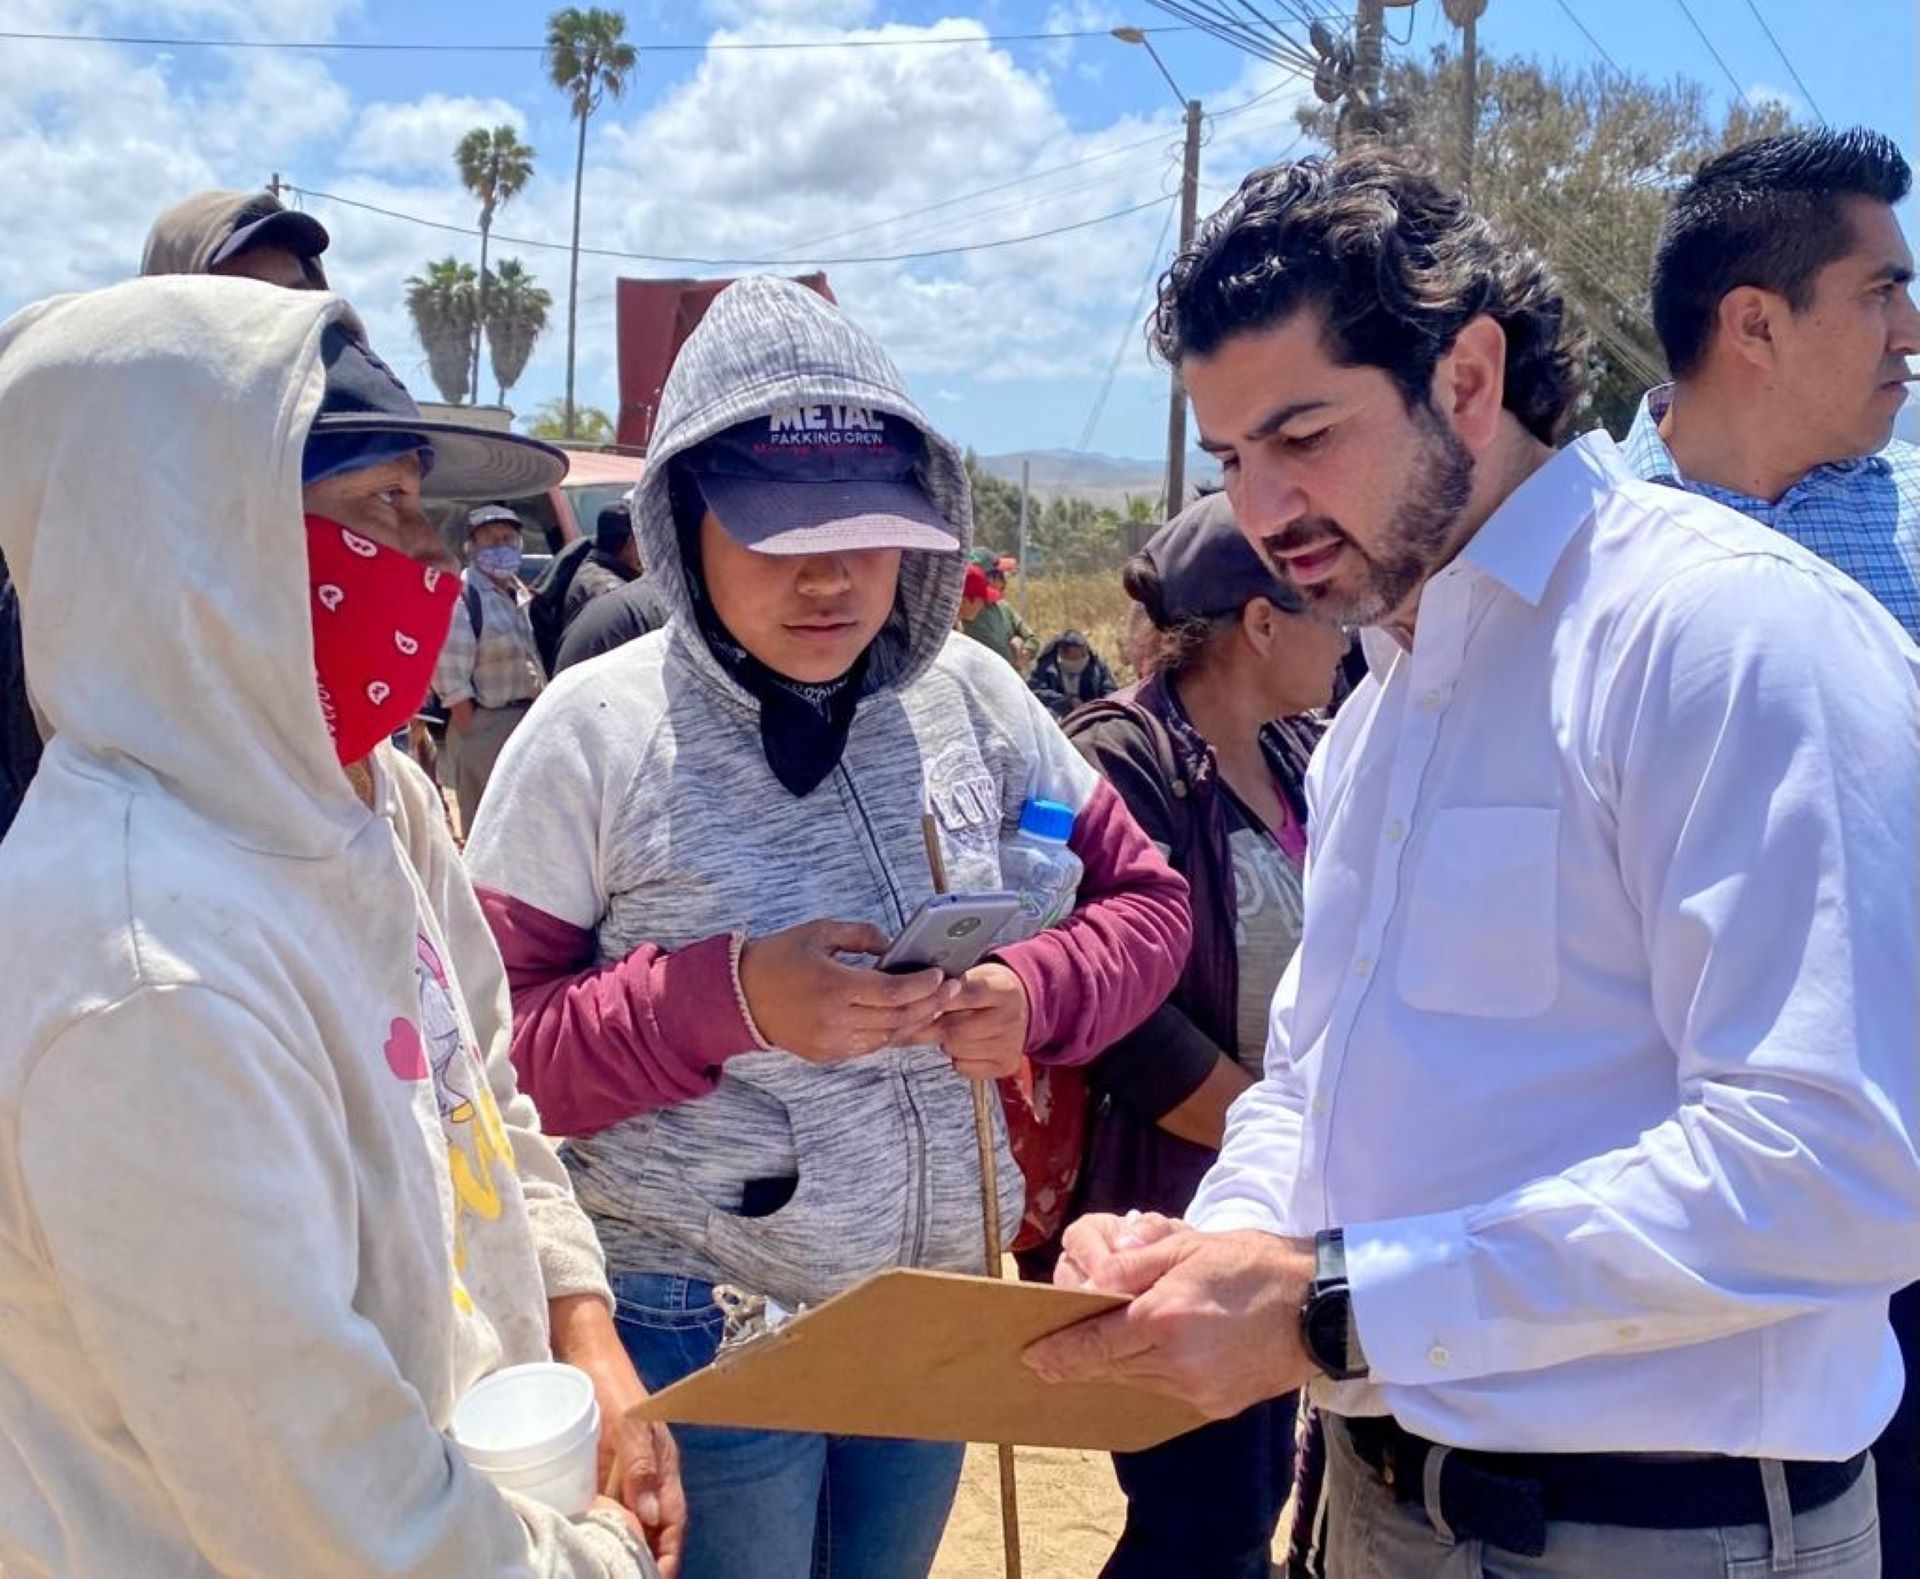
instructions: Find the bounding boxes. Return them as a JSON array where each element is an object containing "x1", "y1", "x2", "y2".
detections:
[
  {"x1": 1623, "y1": 381, "x2": 1893, "y2": 502},
  {"x1": 1460, "y1": 429, "x2": 1628, "y2": 608}
]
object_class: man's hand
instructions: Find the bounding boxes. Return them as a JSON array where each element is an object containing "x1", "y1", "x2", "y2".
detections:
[
  {"x1": 447, "y1": 699, "x2": 477, "y2": 734},
  {"x1": 549, "y1": 1295, "x2": 686, "y2": 1577},
  {"x1": 934, "y1": 961, "x2": 1031, "y2": 1080},
  {"x1": 740, "y1": 921, "x2": 960, "y2": 1063},
  {"x1": 1052, "y1": 1210, "x2": 1187, "y2": 1289},
  {"x1": 1023, "y1": 1227, "x2": 1319, "y2": 1420}
]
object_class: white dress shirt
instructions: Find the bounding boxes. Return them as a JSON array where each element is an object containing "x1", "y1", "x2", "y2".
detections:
[{"x1": 1189, "y1": 432, "x2": 1920, "y2": 1459}]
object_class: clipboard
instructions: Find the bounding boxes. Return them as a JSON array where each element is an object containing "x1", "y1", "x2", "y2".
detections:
[{"x1": 635, "y1": 1268, "x2": 1209, "y2": 1452}]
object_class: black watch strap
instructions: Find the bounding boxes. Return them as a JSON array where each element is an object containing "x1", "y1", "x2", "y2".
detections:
[{"x1": 1302, "y1": 1228, "x2": 1370, "y2": 1381}]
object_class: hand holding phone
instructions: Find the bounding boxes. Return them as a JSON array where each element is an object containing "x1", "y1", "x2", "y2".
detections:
[
  {"x1": 738, "y1": 920, "x2": 959, "y2": 1064},
  {"x1": 877, "y1": 892, "x2": 1022, "y2": 977}
]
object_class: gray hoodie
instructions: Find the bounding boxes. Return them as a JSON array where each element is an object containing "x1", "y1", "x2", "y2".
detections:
[{"x1": 465, "y1": 277, "x2": 1189, "y2": 1311}]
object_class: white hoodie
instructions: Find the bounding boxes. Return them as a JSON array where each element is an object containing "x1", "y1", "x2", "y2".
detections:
[{"x1": 0, "y1": 278, "x2": 651, "y2": 1577}]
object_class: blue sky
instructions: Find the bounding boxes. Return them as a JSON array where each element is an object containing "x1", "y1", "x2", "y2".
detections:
[{"x1": 0, "y1": 0, "x2": 1912, "y2": 462}]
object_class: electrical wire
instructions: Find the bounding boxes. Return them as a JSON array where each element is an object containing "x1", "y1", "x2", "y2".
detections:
[
  {"x1": 1074, "y1": 197, "x2": 1181, "y2": 454},
  {"x1": 289, "y1": 184, "x2": 1171, "y2": 267},
  {"x1": 1739, "y1": 0, "x2": 1825, "y2": 122},
  {"x1": 0, "y1": 23, "x2": 1192, "y2": 55},
  {"x1": 1553, "y1": 0, "x2": 1629, "y2": 80},
  {"x1": 1670, "y1": 0, "x2": 1759, "y2": 110}
]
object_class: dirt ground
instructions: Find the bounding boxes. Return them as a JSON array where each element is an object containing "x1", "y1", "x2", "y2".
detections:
[{"x1": 932, "y1": 1442, "x2": 1127, "y2": 1579}]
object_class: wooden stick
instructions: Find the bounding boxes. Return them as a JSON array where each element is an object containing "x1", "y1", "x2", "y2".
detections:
[{"x1": 922, "y1": 812, "x2": 1023, "y2": 1579}]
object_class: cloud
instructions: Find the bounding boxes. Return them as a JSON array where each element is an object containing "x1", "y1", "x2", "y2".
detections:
[{"x1": 344, "y1": 95, "x2": 529, "y2": 175}]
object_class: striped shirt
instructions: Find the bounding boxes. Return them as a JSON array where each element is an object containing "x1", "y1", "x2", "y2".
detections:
[
  {"x1": 1623, "y1": 384, "x2": 1920, "y2": 640},
  {"x1": 430, "y1": 571, "x2": 544, "y2": 710}
]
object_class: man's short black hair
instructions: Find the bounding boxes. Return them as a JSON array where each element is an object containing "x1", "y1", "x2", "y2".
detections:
[
  {"x1": 1151, "y1": 148, "x2": 1585, "y2": 444},
  {"x1": 1653, "y1": 127, "x2": 1912, "y2": 379}
]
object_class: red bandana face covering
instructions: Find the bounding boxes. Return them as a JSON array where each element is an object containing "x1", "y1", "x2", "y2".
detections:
[{"x1": 306, "y1": 514, "x2": 460, "y2": 766}]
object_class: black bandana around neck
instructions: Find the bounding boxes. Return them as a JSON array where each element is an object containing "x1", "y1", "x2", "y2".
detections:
[{"x1": 678, "y1": 508, "x2": 868, "y2": 798}]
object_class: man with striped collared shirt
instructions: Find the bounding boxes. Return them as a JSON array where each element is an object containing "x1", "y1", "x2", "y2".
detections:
[{"x1": 1627, "y1": 127, "x2": 1920, "y2": 1578}]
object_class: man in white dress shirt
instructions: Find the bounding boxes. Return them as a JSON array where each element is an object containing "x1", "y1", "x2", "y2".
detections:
[{"x1": 1026, "y1": 149, "x2": 1920, "y2": 1576}]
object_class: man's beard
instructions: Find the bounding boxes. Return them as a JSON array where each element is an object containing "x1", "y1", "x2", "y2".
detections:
[{"x1": 1267, "y1": 407, "x2": 1475, "y2": 629}]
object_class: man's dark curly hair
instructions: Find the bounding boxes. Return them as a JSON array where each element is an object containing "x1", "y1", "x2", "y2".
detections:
[{"x1": 1151, "y1": 149, "x2": 1587, "y2": 444}]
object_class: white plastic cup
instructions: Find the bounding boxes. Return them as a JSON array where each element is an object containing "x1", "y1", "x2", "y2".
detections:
[{"x1": 451, "y1": 1361, "x2": 602, "y2": 1517}]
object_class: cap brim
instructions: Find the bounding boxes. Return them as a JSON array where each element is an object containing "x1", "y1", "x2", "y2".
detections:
[
  {"x1": 211, "y1": 209, "x2": 330, "y2": 266},
  {"x1": 698, "y1": 474, "x2": 960, "y2": 556},
  {"x1": 310, "y1": 415, "x2": 569, "y2": 501}
]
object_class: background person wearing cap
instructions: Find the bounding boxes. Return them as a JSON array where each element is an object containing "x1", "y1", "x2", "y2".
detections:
[
  {"x1": 958, "y1": 551, "x2": 1037, "y2": 671},
  {"x1": 463, "y1": 275, "x2": 1190, "y2": 1579},
  {"x1": 1031, "y1": 492, "x2": 1345, "y2": 1579},
  {"x1": 432, "y1": 502, "x2": 547, "y2": 833},
  {"x1": 142, "y1": 188, "x2": 331, "y2": 290},
  {"x1": 1028, "y1": 627, "x2": 1118, "y2": 719},
  {"x1": 0, "y1": 277, "x2": 681, "y2": 1577}
]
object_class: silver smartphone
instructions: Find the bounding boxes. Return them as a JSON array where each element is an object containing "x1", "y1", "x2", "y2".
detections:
[{"x1": 877, "y1": 891, "x2": 1023, "y2": 976}]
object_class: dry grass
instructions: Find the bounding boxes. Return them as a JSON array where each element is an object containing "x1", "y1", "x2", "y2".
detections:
[{"x1": 1010, "y1": 570, "x2": 1135, "y2": 669}]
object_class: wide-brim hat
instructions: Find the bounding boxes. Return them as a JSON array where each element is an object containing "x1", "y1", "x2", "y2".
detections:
[{"x1": 309, "y1": 414, "x2": 567, "y2": 502}]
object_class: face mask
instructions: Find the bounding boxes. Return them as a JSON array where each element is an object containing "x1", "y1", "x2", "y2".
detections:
[
  {"x1": 472, "y1": 543, "x2": 523, "y2": 579},
  {"x1": 306, "y1": 515, "x2": 460, "y2": 766}
]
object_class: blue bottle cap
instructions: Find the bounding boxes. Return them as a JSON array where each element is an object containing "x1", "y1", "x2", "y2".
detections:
[{"x1": 1018, "y1": 797, "x2": 1076, "y2": 843}]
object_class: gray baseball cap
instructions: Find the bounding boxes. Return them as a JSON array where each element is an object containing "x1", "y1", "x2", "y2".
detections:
[{"x1": 143, "y1": 190, "x2": 330, "y2": 286}]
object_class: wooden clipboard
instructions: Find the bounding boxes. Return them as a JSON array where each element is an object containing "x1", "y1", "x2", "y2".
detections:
[{"x1": 634, "y1": 1268, "x2": 1208, "y2": 1452}]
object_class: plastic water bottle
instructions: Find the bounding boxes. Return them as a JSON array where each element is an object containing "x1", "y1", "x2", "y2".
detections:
[{"x1": 997, "y1": 798, "x2": 1084, "y2": 943}]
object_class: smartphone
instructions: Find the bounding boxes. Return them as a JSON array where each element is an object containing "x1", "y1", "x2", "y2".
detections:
[{"x1": 878, "y1": 891, "x2": 1022, "y2": 976}]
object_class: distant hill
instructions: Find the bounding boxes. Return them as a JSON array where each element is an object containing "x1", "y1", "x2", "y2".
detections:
[{"x1": 976, "y1": 448, "x2": 1221, "y2": 510}]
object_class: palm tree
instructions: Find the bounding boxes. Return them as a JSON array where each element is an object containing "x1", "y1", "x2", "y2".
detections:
[
  {"x1": 404, "y1": 258, "x2": 479, "y2": 405},
  {"x1": 526, "y1": 398, "x2": 614, "y2": 443},
  {"x1": 455, "y1": 124, "x2": 536, "y2": 405},
  {"x1": 546, "y1": 7, "x2": 636, "y2": 438},
  {"x1": 484, "y1": 258, "x2": 553, "y2": 405}
]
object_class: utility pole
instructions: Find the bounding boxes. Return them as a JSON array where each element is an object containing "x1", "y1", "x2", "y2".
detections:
[
  {"x1": 1016, "y1": 459, "x2": 1031, "y2": 623},
  {"x1": 1341, "y1": 0, "x2": 1387, "y2": 146},
  {"x1": 1165, "y1": 96, "x2": 1203, "y2": 518},
  {"x1": 268, "y1": 172, "x2": 284, "y2": 200},
  {"x1": 1445, "y1": 0, "x2": 1488, "y2": 193}
]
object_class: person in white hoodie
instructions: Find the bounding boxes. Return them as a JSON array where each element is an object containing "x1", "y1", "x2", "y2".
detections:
[{"x1": 0, "y1": 276, "x2": 680, "y2": 1578}]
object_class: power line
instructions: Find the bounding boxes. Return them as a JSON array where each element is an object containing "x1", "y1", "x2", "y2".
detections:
[
  {"x1": 1739, "y1": 0, "x2": 1825, "y2": 122},
  {"x1": 1670, "y1": 0, "x2": 1759, "y2": 110},
  {"x1": 0, "y1": 23, "x2": 1191, "y2": 55},
  {"x1": 289, "y1": 184, "x2": 1171, "y2": 268},
  {"x1": 1075, "y1": 198, "x2": 1181, "y2": 454},
  {"x1": 1553, "y1": 0, "x2": 1628, "y2": 80}
]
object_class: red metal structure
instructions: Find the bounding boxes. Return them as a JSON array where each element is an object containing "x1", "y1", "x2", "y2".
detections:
[{"x1": 615, "y1": 273, "x2": 836, "y2": 451}]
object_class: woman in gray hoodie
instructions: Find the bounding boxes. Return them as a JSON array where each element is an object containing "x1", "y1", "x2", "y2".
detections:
[{"x1": 466, "y1": 277, "x2": 1191, "y2": 1578}]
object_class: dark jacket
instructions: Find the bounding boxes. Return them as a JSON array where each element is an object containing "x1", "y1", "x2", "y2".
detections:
[
  {"x1": 1063, "y1": 673, "x2": 1321, "y2": 1220},
  {"x1": 553, "y1": 574, "x2": 670, "y2": 672},
  {"x1": 562, "y1": 550, "x2": 638, "y2": 622},
  {"x1": 1029, "y1": 634, "x2": 1117, "y2": 719},
  {"x1": 0, "y1": 563, "x2": 42, "y2": 839}
]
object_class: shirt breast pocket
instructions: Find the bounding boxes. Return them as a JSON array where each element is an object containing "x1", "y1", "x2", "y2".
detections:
[{"x1": 1395, "y1": 806, "x2": 1560, "y2": 1019}]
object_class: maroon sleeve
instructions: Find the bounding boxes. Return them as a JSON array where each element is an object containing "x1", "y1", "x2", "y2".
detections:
[
  {"x1": 993, "y1": 776, "x2": 1193, "y2": 1068},
  {"x1": 476, "y1": 887, "x2": 764, "y2": 1138}
]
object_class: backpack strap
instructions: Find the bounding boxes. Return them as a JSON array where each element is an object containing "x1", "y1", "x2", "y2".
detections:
[{"x1": 463, "y1": 581, "x2": 483, "y2": 639}]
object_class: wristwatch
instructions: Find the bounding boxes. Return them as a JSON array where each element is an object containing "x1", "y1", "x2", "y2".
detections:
[{"x1": 1300, "y1": 1228, "x2": 1371, "y2": 1382}]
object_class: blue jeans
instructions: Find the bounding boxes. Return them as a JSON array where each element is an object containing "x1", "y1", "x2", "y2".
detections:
[{"x1": 611, "y1": 1272, "x2": 965, "y2": 1579}]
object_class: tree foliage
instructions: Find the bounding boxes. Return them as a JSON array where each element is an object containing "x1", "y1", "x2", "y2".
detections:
[
  {"x1": 405, "y1": 258, "x2": 479, "y2": 405},
  {"x1": 485, "y1": 258, "x2": 552, "y2": 402},
  {"x1": 547, "y1": 7, "x2": 637, "y2": 437},
  {"x1": 526, "y1": 398, "x2": 614, "y2": 442},
  {"x1": 456, "y1": 124, "x2": 536, "y2": 402},
  {"x1": 1299, "y1": 49, "x2": 1790, "y2": 434}
]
